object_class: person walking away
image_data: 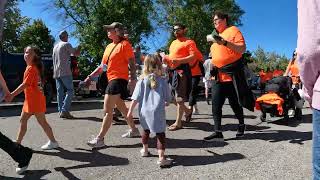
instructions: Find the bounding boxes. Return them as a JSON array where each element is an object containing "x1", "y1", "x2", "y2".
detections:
[
  {"x1": 52, "y1": 30, "x2": 80, "y2": 119},
  {"x1": 84, "y1": 22, "x2": 139, "y2": 148},
  {"x1": 6, "y1": 46, "x2": 59, "y2": 150},
  {"x1": 297, "y1": 1, "x2": 320, "y2": 179}
]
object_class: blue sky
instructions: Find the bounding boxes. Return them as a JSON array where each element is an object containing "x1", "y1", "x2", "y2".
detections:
[{"x1": 19, "y1": 0, "x2": 297, "y2": 58}]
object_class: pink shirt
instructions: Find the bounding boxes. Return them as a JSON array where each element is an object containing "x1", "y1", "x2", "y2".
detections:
[{"x1": 297, "y1": 0, "x2": 320, "y2": 110}]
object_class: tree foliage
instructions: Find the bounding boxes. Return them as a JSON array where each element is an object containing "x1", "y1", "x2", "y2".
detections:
[
  {"x1": 247, "y1": 46, "x2": 290, "y2": 74},
  {"x1": 2, "y1": 0, "x2": 29, "y2": 52},
  {"x1": 154, "y1": 0, "x2": 244, "y2": 53},
  {"x1": 52, "y1": 0, "x2": 154, "y2": 75},
  {"x1": 17, "y1": 19, "x2": 55, "y2": 53}
]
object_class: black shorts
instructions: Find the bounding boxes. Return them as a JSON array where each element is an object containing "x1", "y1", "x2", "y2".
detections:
[{"x1": 105, "y1": 79, "x2": 129, "y2": 100}]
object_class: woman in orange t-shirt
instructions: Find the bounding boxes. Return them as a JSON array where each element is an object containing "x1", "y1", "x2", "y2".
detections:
[
  {"x1": 84, "y1": 22, "x2": 139, "y2": 148},
  {"x1": 284, "y1": 50, "x2": 300, "y2": 86},
  {"x1": 8, "y1": 46, "x2": 58, "y2": 150}
]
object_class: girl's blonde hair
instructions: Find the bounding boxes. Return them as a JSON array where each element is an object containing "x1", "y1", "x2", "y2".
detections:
[{"x1": 141, "y1": 54, "x2": 163, "y2": 89}]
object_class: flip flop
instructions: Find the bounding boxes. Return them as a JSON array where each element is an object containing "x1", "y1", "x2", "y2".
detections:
[{"x1": 167, "y1": 124, "x2": 182, "y2": 131}]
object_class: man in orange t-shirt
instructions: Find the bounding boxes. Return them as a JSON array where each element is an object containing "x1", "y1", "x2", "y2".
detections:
[
  {"x1": 204, "y1": 11, "x2": 247, "y2": 142},
  {"x1": 162, "y1": 23, "x2": 196, "y2": 131}
]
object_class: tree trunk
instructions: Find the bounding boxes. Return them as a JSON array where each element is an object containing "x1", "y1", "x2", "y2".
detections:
[{"x1": 0, "y1": 0, "x2": 7, "y2": 43}]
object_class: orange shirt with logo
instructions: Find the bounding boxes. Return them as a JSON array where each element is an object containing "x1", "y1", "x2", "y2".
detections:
[
  {"x1": 210, "y1": 26, "x2": 245, "y2": 82},
  {"x1": 189, "y1": 47, "x2": 203, "y2": 76},
  {"x1": 101, "y1": 40, "x2": 134, "y2": 82},
  {"x1": 22, "y1": 65, "x2": 46, "y2": 113},
  {"x1": 167, "y1": 38, "x2": 196, "y2": 69}
]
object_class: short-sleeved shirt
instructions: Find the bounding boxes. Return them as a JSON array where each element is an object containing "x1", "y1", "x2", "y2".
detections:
[
  {"x1": 288, "y1": 60, "x2": 300, "y2": 84},
  {"x1": 52, "y1": 41, "x2": 76, "y2": 78},
  {"x1": 167, "y1": 38, "x2": 197, "y2": 69},
  {"x1": 132, "y1": 75, "x2": 171, "y2": 133},
  {"x1": 23, "y1": 66, "x2": 46, "y2": 113},
  {"x1": 101, "y1": 40, "x2": 134, "y2": 82},
  {"x1": 210, "y1": 26, "x2": 245, "y2": 82},
  {"x1": 259, "y1": 70, "x2": 273, "y2": 84},
  {"x1": 189, "y1": 47, "x2": 203, "y2": 77},
  {"x1": 273, "y1": 70, "x2": 283, "y2": 77}
]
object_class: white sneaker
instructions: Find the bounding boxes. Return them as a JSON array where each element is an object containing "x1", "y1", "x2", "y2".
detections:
[
  {"x1": 140, "y1": 149, "x2": 151, "y2": 157},
  {"x1": 157, "y1": 158, "x2": 173, "y2": 167},
  {"x1": 87, "y1": 136, "x2": 105, "y2": 148},
  {"x1": 121, "y1": 128, "x2": 140, "y2": 138},
  {"x1": 16, "y1": 166, "x2": 28, "y2": 174},
  {"x1": 41, "y1": 141, "x2": 59, "y2": 150}
]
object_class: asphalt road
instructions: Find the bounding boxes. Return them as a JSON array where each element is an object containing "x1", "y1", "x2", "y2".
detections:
[{"x1": 0, "y1": 100, "x2": 313, "y2": 180}]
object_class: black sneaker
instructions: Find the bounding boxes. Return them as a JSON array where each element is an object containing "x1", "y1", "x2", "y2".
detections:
[
  {"x1": 203, "y1": 132, "x2": 224, "y2": 142},
  {"x1": 16, "y1": 146, "x2": 33, "y2": 174},
  {"x1": 236, "y1": 124, "x2": 246, "y2": 137}
]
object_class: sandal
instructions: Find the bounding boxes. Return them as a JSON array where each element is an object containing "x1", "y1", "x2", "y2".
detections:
[{"x1": 168, "y1": 124, "x2": 182, "y2": 131}]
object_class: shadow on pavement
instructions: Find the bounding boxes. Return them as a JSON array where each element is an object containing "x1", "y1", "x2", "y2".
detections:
[
  {"x1": 171, "y1": 150, "x2": 245, "y2": 167},
  {"x1": 0, "y1": 169, "x2": 51, "y2": 179},
  {"x1": 222, "y1": 114, "x2": 257, "y2": 119},
  {"x1": 34, "y1": 147, "x2": 129, "y2": 176},
  {"x1": 225, "y1": 129, "x2": 312, "y2": 145},
  {"x1": 0, "y1": 102, "x2": 104, "y2": 117},
  {"x1": 111, "y1": 138, "x2": 229, "y2": 149},
  {"x1": 267, "y1": 113, "x2": 312, "y2": 127}
]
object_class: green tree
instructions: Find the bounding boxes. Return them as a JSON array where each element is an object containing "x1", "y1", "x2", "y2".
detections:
[
  {"x1": 52, "y1": 0, "x2": 154, "y2": 75},
  {"x1": 2, "y1": 0, "x2": 29, "y2": 52},
  {"x1": 248, "y1": 47, "x2": 289, "y2": 74},
  {"x1": 17, "y1": 19, "x2": 55, "y2": 53},
  {"x1": 154, "y1": 0, "x2": 244, "y2": 53}
]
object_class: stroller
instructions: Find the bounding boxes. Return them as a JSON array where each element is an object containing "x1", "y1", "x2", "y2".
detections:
[{"x1": 256, "y1": 76, "x2": 303, "y2": 122}]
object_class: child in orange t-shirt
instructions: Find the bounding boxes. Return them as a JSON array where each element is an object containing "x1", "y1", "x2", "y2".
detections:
[{"x1": 8, "y1": 46, "x2": 59, "y2": 150}]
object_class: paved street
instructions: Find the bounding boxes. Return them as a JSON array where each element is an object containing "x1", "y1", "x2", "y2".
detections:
[{"x1": 0, "y1": 100, "x2": 312, "y2": 179}]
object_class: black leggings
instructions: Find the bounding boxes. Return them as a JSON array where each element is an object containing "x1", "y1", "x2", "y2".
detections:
[
  {"x1": 0, "y1": 131, "x2": 31, "y2": 164},
  {"x1": 189, "y1": 76, "x2": 201, "y2": 106},
  {"x1": 211, "y1": 81, "x2": 244, "y2": 131},
  {"x1": 141, "y1": 130, "x2": 166, "y2": 150}
]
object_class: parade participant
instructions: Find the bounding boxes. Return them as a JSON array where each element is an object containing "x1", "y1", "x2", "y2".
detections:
[
  {"x1": 204, "y1": 11, "x2": 247, "y2": 142},
  {"x1": 7, "y1": 46, "x2": 59, "y2": 150},
  {"x1": 127, "y1": 54, "x2": 173, "y2": 167},
  {"x1": 162, "y1": 23, "x2": 195, "y2": 131},
  {"x1": 85, "y1": 22, "x2": 140, "y2": 148},
  {"x1": 0, "y1": 70, "x2": 33, "y2": 174}
]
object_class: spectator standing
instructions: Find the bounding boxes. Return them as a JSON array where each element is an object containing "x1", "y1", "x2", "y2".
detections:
[{"x1": 52, "y1": 30, "x2": 80, "y2": 119}]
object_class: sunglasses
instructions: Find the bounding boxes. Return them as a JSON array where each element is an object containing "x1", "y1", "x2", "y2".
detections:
[{"x1": 173, "y1": 28, "x2": 183, "y2": 32}]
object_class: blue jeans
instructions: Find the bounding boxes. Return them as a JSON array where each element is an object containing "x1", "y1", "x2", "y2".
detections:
[
  {"x1": 314, "y1": 108, "x2": 320, "y2": 180},
  {"x1": 55, "y1": 75, "x2": 74, "y2": 112}
]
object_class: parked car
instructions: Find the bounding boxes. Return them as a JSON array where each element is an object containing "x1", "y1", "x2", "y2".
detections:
[{"x1": 0, "y1": 51, "x2": 98, "y2": 104}]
